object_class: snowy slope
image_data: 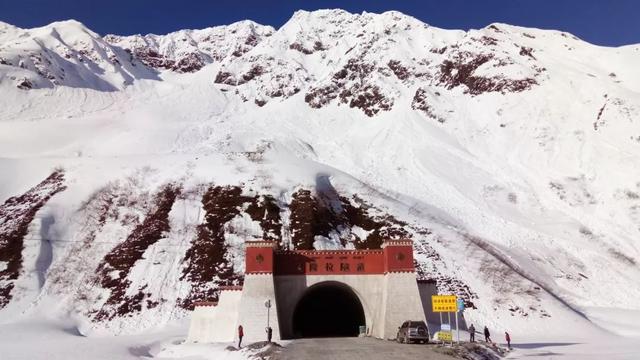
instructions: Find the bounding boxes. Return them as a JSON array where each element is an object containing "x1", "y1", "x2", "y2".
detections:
[{"x1": 1, "y1": 9, "x2": 639, "y2": 347}]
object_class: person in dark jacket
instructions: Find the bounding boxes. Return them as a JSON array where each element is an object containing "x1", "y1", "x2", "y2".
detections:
[
  {"x1": 266, "y1": 326, "x2": 273, "y2": 343},
  {"x1": 505, "y1": 331, "x2": 511, "y2": 349},
  {"x1": 484, "y1": 326, "x2": 492, "y2": 343},
  {"x1": 238, "y1": 325, "x2": 244, "y2": 348},
  {"x1": 468, "y1": 324, "x2": 475, "y2": 342}
]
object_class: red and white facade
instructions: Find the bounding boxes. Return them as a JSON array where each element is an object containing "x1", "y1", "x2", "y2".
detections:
[{"x1": 188, "y1": 239, "x2": 427, "y2": 342}]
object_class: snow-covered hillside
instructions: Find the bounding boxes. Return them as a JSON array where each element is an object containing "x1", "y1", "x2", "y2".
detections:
[{"x1": 1, "y1": 8, "x2": 639, "y2": 345}]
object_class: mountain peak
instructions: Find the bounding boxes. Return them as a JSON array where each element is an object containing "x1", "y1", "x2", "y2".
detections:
[{"x1": 40, "y1": 19, "x2": 95, "y2": 35}]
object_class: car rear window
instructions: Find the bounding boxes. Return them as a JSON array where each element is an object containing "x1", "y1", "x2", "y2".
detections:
[{"x1": 410, "y1": 321, "x2": 427, "y2": 327}]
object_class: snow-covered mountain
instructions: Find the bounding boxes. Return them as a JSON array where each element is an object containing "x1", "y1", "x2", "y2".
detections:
[
  {"x1": 0, "y1": 18, "x2": 273, "y2": 90},
  {"x1": 1, "y1": 9, "x2": 639, "y2": 340}
]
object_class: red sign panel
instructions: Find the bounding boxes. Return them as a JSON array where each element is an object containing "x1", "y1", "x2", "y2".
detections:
[{"x1": 274, "y1": 250, "x2": 385, "y2": 275}]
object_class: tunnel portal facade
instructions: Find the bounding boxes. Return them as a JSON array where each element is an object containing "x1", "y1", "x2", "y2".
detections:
[{"x1": 187, "y1": 240, "x2": 427, "y2": 343}]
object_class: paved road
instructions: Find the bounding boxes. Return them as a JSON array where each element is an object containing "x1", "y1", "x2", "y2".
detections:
[{"x1": 275, "y1": 337, "x2": 456, "y2": 360}]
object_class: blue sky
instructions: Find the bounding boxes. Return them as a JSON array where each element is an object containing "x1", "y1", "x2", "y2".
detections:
[{"x1": 1, "y1": 0, "x2": 638, "y2": 46}]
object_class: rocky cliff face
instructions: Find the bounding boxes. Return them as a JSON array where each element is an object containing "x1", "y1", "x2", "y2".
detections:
[{"x1": 104, "y1": 20, "x2": 274, "y2": 73}]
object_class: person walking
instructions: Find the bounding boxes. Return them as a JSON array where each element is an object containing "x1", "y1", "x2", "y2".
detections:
[
  {"x1": 484, "y1": 326, "x2": 492, "y2": 343},
  {"x1": 468, "y1": 324, "x2": 475, "y2": 342},
  {"x1": 238, "y1": 325, "x2": 244, "y2": 349},
  {"x1": 505, "y1": 331, "x2": 511, "y2": 349},
  {"x1": 266, "y1": 326, "x2": 273, "y2": 343}
]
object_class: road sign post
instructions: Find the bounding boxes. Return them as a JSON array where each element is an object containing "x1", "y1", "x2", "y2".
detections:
[
  {"x1": 439, "y1": 312, "x2": 443, "y2": 344},
  {"x1": 455, "y1": 310, "x2": 459, "y2": 343},
  {"x1": 456, "y1": 298, "x2": 464, "y2": 344},
  {"x1": 432, "y1": 295, "x2": 458, "y2": 346}
]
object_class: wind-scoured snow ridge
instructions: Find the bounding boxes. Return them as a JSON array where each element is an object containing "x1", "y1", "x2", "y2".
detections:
[{"x1": 1, "y1": 8, "x2": 640, "y2": 340}]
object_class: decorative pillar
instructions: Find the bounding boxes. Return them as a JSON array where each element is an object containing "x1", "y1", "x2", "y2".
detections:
[
  {"x1": 380, "y1": 239, "x2": 426, "y2": 339},
  {"x1": 237, "y1": 240, "x2": 281, "y2": 342}
]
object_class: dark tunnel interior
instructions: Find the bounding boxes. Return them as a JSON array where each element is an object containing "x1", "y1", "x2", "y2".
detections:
[{"x1": 292, "y1": 282, "x2": 365, "y2": 338}]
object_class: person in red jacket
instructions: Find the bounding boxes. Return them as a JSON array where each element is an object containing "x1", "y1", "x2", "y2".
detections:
[
  {"x1": 505, "y1": 331, "x2": 511, "y2": 349},
  {"x1": 238, "y1": 325, "x2": 244, "y2": 349}
]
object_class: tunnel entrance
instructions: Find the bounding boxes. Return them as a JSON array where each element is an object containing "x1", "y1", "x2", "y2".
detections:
[{"x1": 292, "y1": 282, "x2": 365, "y2": 338}]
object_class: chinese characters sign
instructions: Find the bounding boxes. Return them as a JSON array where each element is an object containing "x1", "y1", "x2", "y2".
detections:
[
  {"x1": 431, "y1": 295, "x2": 458, "y2": 312},
  {"x1": 437, "y1": 331, "x2": 452, "y2": 341},
  {"x1": 274, "y1": 250, "x2": 385, "y2": 275}
]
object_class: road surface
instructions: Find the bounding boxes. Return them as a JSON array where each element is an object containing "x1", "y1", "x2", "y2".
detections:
[{"x1": 275, "y1": 337, "x2": 457, "y2": 360}]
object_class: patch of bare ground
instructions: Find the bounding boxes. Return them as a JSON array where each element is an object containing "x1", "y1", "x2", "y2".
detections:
[
  {"x1": 180, "y1": 186, "x2": 282, "y2": 309},
  {"x1": 0, "y1": 170, "x2": 66, "y2": 309},
  {"x1": 341, "y1": 195, "x2": 409, "y2": 249},
  {"x1": 288, "y1": 185, "x2": 409, "y2": 250},
  {"x1": 305, "y1": 58, "x2": 393, "y2": 116},
  {"x1": 594, "y1": 100, "x2": 607, "y2": 130},
  {"x1": 246, "y1": 195, "x2": 282, "y2": 242},
  {"x1": 289, "y1": 41, "x2": 326, "y2": 55},
  {"x1": 214, "y1": 64, "x2": 265, "y2": 86},
  {"x1": 93, "y1": 183, "x2": 181, "y2": 320},
  {"x1": 411, "y1": 88, "x2": 445, "y2": 123},
  {"x1": 434, "y1": 342, "x2": 507, "y2": 360},
  {"x1": 387, "y1": 60, "x2": 410, "y2": 80},
  {"x1": 289, "y1": 189, "x2": 341, "y2": 250},
  {"x1": 438, "y1": 52, "x2": 537, "y2": 95},
  {"x1": 245, "y1": 341, "x2": 284, "y2": 359}
]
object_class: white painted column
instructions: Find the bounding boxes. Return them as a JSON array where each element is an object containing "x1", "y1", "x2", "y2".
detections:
[
  {"x1": 236, "y1": 273, "x2": 281, "y2": 343},
  {"x1": 381, "y1": 272, "x2": 426, "y2": 339}
]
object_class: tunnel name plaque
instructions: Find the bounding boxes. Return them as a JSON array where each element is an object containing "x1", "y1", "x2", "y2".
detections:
[{"x1": 274, "y1": 250, "x2": 387, "y2": 275}]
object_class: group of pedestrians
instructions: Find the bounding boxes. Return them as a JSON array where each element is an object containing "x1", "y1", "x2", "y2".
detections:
[
  {"x1": 236, "y1": 325, "x2": 273, "y2": 349},
  {"x1": 239, "y1": 322, "x2": 511, "y2": 350},
  {"x1": 467, "y1": 324, "x2": 511, "y2": 349}
]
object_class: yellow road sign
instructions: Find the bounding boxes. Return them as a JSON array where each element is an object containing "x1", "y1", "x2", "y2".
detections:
[
  {"x1": 431, "y1": 295, "x2": 457, "y2": 312},
  {"x1": 437, "y1": 331, "x2": 452, "y2": 341}
]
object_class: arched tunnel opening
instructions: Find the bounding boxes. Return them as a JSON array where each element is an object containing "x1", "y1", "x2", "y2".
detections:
[{"x1": 292, "y1": 282, "x2": 365, "y2": 338}]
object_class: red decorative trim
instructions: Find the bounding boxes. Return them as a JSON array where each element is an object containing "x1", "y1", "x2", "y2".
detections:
[
  {"x1": 219, "y1": 285, "x2": 244, "y2": 291},
  {"x1": 276, "y1": 249, "x2": 384, "y2": 255},
  {"x1": 194, "y1": 301, "x2": 218, "y2": 307},
  {"x1": 381, "y1": 239, "x2": 413, "y2": 248},
  {"x1": 245, "y1": 239, "x2": 417, "y2": 276},
  {"x1": 245, "y1": 240, "x2": 277, "y2": 248}
]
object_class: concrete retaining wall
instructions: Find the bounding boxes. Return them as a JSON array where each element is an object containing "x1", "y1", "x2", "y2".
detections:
[
  {"x1": 380, "y1": 272, "x2": 427, "y2": 339},
  {"x1": 186, "y1": 290, "x2": 242, "y2": 343}
]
